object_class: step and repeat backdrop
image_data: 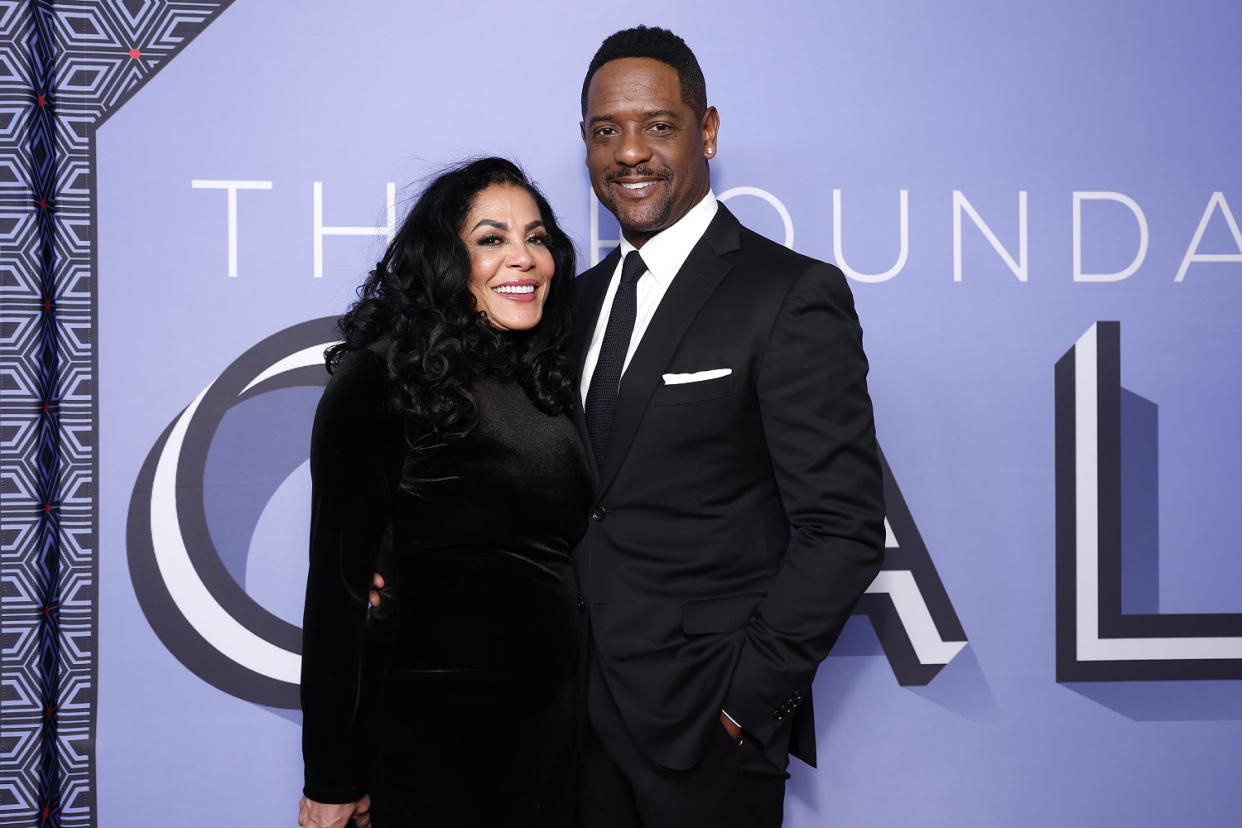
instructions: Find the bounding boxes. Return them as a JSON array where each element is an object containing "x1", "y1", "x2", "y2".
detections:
[{"x1": 12, "y1": 0, "x2": 1239, "y2": 825}]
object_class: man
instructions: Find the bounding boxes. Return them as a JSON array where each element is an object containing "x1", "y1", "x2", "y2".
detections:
[{"x1": 571, "y1": 26, "x2": 886, "y2": 828}]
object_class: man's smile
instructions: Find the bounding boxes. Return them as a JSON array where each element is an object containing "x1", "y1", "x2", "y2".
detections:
[{"x1": 607, "y1": 174, "x2": 668, "y2": 200}]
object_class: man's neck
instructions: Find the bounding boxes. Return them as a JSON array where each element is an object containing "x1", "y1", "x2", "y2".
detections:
[{"x1": 622, "y1": 228, "x2": 654, "y2": 249}]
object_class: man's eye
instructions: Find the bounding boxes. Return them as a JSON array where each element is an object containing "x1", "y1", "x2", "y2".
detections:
[
  {"x1": 651, "y1": 123, "x2": 672, "y2": 133},
  {"x1": 595, "y1": 126, "x2": 617, "y2": 137}
]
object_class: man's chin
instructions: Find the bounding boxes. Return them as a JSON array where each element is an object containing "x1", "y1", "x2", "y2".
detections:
[{"x1": 608, "y1": 203, "x2": 670, "y2": 240}]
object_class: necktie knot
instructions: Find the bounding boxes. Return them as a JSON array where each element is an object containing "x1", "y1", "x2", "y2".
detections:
[{"x1": 620, "y1": 251, "x2": 647, "y2": 285}]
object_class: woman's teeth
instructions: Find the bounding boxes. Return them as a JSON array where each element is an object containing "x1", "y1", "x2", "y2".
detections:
[{"x1": 494, "y1": 285, "x2": 535, "y2": 294}]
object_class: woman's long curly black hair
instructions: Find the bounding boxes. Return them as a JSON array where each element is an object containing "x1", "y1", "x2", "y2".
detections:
[{"x1": 326, "y1": 157, "x2": 577, "y2": 441}]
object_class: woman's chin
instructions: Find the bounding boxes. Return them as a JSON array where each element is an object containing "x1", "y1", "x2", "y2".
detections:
[{"x1": 485, "y1": 308, "x2": 543, "y2": 332}]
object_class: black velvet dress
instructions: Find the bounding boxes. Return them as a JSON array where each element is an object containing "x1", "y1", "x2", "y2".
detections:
[{"x1": 301, "y1": 349, "x2": 591, "y2": 827}]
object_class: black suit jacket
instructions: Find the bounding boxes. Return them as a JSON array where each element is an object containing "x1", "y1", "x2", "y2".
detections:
[{"x1": 570, "y1": 205, "x2": 885, "y2": 771}]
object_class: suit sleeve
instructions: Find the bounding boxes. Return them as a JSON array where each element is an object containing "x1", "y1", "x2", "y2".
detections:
[
  {"x1": 723, "y1": 261, "x2": 885, "y2": 747},
  {"x1": 301, "y1": 351, "x2": 392, "y2": 803}
]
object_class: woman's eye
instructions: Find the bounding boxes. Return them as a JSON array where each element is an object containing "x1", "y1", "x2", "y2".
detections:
[
  {"x1": 477, "y1": 235, "x2": 503, "y2": 246},
  {"x1": 528, "y1": 234, "x2": 550, "y2": 246}
]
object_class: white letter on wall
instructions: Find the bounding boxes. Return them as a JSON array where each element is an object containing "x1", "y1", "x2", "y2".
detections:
[
  {"x1": 833, "y1": 189, "x2": 908, "y2": 283},
  {"x1": 953, "y1": 190, "x2": 1028, "y2": 283},
  {"x1": 719, "y1": 186, "x2": 794, "y2": 249},
  {"x1": 190, "y1": 179, "x2": 273, "y2": 277},
  {"x1": 313, "y1": 182, "x2": 397, "y2": 279},
  {"x1": 1174, "y1": 192, "x2": 1242, "y2": 282},
  {"x1": 589, "y1": 187, "x2": 619, "y2": 267},
  {"x1": 1073, "y1": 192, "x2": 1148, "y2": 282}
]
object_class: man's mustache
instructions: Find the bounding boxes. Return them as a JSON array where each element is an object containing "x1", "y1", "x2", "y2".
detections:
[{"x1": 605, "y1": 167, "x2": 671, "y2": 182}]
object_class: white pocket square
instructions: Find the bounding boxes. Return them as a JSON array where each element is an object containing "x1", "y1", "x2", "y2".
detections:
[{"x1": 661, "y1": 368, "x2": 732, "y2": 385}]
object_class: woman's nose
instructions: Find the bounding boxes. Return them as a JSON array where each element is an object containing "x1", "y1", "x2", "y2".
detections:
[{"x1": 509, "y1": 245, "x2": 534, "y2": 269}]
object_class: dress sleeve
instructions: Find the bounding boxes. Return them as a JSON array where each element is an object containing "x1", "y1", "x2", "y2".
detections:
[{"x1": 301, "y1": 350, "x2": 393, "y2": 803}]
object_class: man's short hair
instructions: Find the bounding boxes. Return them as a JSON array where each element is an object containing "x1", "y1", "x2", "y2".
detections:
[{"x1": 580, "y1": 26, "x2": 707, "y2": 119}]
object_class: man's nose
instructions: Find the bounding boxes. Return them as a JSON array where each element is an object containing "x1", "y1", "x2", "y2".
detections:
[{"x1": 615, "y1": 130, "x2": 652, "y2": 166}]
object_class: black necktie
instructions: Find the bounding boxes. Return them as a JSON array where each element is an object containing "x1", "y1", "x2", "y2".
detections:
[{"x1": 585, "y1": 251, "x2": 647, "y2": 469}]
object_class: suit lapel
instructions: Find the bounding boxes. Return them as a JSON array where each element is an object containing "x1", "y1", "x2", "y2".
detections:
[
  {"x1": 597, "y1": 207, "x2": 743, "y2": 495},
  {"x1": 569, "y1": 249, "x2": 621, "y2": 481}
]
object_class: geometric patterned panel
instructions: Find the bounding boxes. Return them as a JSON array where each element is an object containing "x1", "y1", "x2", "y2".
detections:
[{"x1": 0, "y1": 3, "x2": 233, "y2": 825}]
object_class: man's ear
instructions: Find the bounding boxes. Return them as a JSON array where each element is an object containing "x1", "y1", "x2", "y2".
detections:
[{"x1": 701, "y1": 106, "x2": 720, "y2": 157}]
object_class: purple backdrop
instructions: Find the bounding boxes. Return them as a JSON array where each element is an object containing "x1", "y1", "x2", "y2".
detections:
[{"x1": 78, "y1": 1, "x2": 1242, "y2": 825}]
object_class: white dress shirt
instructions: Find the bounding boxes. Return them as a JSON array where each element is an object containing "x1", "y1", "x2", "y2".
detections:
[{"x1": 579, "y1": 191, "x2": 719, "y2": 404}]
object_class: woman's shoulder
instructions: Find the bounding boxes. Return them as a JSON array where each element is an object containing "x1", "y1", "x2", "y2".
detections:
[
  {"x1": 331, "y1": 346, "x2": 386, "y2": 384},
  {"x1": 317, "y1": 347, "x2": 391, "y2": 427}
]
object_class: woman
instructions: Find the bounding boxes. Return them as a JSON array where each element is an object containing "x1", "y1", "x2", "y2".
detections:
[{"x1": 298, "y1": 158, "x2": 590, "y2": 827}]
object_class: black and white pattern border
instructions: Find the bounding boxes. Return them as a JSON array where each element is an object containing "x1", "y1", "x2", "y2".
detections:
[{"x1": 0, "y1": 3, "x2": 232, "y2": 825}]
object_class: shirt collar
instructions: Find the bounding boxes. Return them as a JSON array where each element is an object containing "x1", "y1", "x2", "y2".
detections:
[{"x1": 617, "y1": 190, "x2": 718, "y2": 284}]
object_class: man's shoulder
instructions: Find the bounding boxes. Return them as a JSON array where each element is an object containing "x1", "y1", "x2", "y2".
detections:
[
  {"x1": 727, "y1": 222, "x2": 849, "y2": 310},
  {"x1": 735, "y1": 223, "x2": 841, "y2": 279},
  {"x1": 575, "y1": 247, "x2": 621, "y2": 279},
  {"x1": 571, "y1": 250, "x2": 619, "y2": 297}
]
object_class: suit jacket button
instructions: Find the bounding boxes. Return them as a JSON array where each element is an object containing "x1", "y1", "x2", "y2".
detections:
[
  {"x1": 577, "y1": 596, "x2": 586, "y2": 614},
  {"x1": 591, "y1": 505, "x2": 607, "y2": 521}
]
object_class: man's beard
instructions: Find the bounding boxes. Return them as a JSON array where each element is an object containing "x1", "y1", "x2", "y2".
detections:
[{"x1": 602, "y1": 168, "x2": 674, "y2": 236}]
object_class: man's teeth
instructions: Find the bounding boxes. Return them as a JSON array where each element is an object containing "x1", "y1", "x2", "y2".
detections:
[
  {"x1": 621, "y1": 181, "x2": 655, "y2": 190},
  {"x1": 494, "y1": 285, "x2": 536, "y2": 294}
]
